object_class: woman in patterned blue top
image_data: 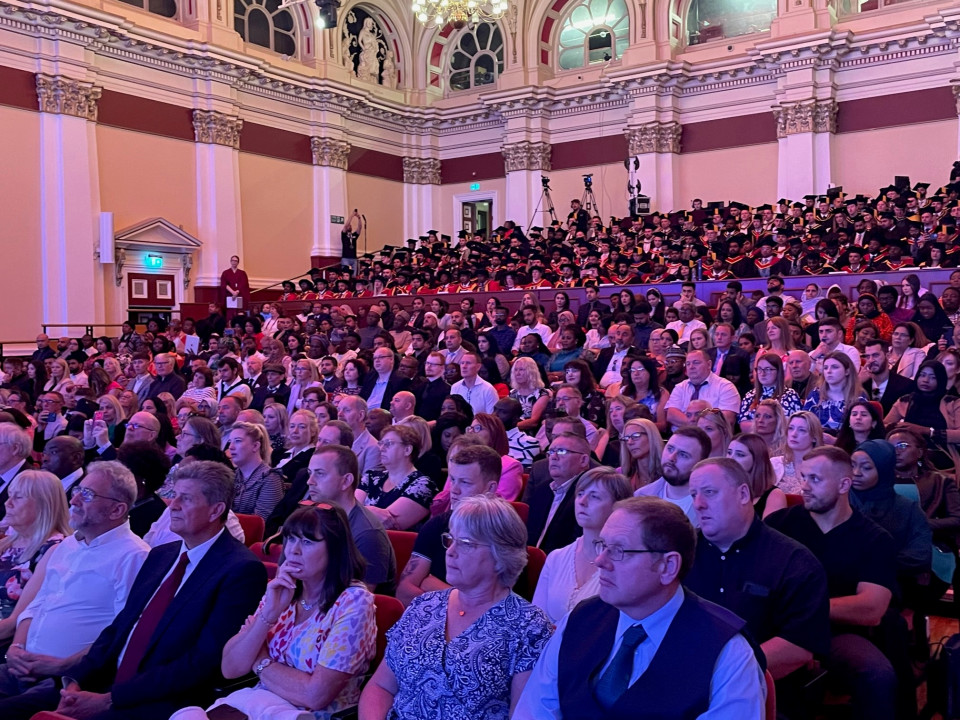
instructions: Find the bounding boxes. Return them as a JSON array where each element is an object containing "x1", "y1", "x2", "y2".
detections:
[
  {"x1": 359, "y1": 496, "x2": 554, "y2": 720},
  {"x1": 802, "y1": 351, "x2": 867, "y2": 435}
]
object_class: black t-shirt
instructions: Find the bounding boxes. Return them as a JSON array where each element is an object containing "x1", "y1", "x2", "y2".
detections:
[
  {"x1": 765, "y1": 506, "x2": 898, "y2": 604},
  {"x1": 412, "y1": 511, "x2": 451, "y2": 583},
  {"x1": 684, "y1": 519, "x2": 831, "y2": 657}
]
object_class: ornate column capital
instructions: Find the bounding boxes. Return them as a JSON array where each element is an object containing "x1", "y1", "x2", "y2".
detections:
[
  {"x1": 501, "y1": 141, "x2": 552, "y2": 172},
  {"x1": 36, "y1": 74, "x2": 101, "y2": 121},
  {"x1": 402, "y1": 157, "x2": 441, "y2": 185},
  {"x1": 624, "y1": 122, "x2": 681, "y2": 155},
  {"x1": 192, "y1": 110, "x2": 243, "y2": 149},
  {"x1": 311, "y1": 137, "x2": 351, "y2": 169},
  {"x1": 773, "y1": 100, "x2": 836, "y2": 138},
  {"x1": 952, "y1": 85, "x2": 960, "y2": 116}
]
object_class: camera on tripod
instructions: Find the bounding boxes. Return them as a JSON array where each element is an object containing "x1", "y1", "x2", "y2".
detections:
[
  {"x1": 583, "y1": 174, "x2": 593, "y2": 189},
  {"x1": 541, "y1": 176, "x2": 551, "y2": 189}
]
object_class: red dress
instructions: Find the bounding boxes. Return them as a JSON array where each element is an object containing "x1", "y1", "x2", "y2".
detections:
[{"x1": 219, "y1": 268, "x2": 250, "y2": 306}]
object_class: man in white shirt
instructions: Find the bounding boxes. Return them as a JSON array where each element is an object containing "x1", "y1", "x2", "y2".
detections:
[
  {"x1": 808, "y1": 318, "x2": 861, "y2": 371},
  {"x1": 671, "y1": 282, "x2": 707, "y2": 309},
  {"x1": 512, "y1": 306, "x2": 552, "y2": 353},
  {"x1": 636, "y1": 426, "x2": 710, "y2": 527},
  {"x1": 66, "y1": 353, "x2": 89, "y2": 388},
  {"x1": 216, "y1": 358, "x2": 253, "y2": 408},
  {"x1": 759, "y1": 275, "x2": 799, "y2": 318},
  {"x1": 451, "y1": 352, "x2": 499, "y2": 415},
  {"x1": 664, "y1": 350, "x2": 741, "y2": 429},
  {"x1": 534, "y1": 385, "x2": 600, "y2": 451},
  {"x1": 0, "y1": 462, "x2": 149, "y2": 709},
  {"x1": 666, "y1": 304, "x2": 707, "y2": 345}
]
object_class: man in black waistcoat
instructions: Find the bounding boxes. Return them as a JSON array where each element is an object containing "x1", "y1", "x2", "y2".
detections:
[{"x1": 514, "y1": 495, "x2": 766, "y2": 720}]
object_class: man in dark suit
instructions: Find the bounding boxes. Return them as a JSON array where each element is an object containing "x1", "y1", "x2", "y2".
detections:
[
  {"x1": 706, "y1": 323, "x2": 752, "y2": 395},
  {"x1": 576, "y1": 283, "x2": 611, "y2": 329},
  {"x1": 249, "y1": 363, "x2": 291, "y2": 413},
  {"x1": 40, "y1": 435, "x2": 85, "y2": 495},
  {"x1": 414, "y1": 351, "x2": 451, "y2": 422},
  {"x1": 527, "y1": 433, "x2": 590, "y2": 555},
  {"x1": 146, "y1": 353, "x2": 187, "y2": 401},
  {"x1": 0, "y1": 424, "x2": 34, "y2": 518},
  {"x1": 862, "y1": 339, "x2": 916, "y2": 415},
  {"x1": 50, "y1": 461, "x2": 267, "y2": 720},
  {"x1": 591, "y1": 323, "x2": 637, "y2": 387},
  {"x1": 360, "y1": 348, "x2": 411, "y2": 411}
]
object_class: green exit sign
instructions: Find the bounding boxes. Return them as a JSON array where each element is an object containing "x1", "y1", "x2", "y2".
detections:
[
  {"x1": 469, "y1": 182, "x2": 481, "y2": 191},
  {"x1": 146, "y1": 255, "x2": 163, "y2": 269}
]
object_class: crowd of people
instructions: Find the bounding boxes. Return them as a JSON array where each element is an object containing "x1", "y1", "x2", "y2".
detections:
[{"x1": 0, "y1": 180, "x2": 959, "y2": 719}]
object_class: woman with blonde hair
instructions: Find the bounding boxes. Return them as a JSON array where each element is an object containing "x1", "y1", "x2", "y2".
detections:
[
  {"x1": 772, "y1": 411, "x2": 824, "y2": 494},
  {"x1": 286, "y1": 359, "x2": 322, "y2": 415},
  {"x1": 727, "y1": 433, "x2": 787, "y2": 518},
  {"x1": 229, "y1": 421, "x2": 284, "y2": 520},
  {"x1": 275, "y1": 409, "x2": 318, "y2": 484},
  {"x1": 156, "y1": 392, "x2": 179, "y2": 431},
  {"x1": 755, "y1": 399, "x2": 787, "y2": 456},
  {"x1": 44, "y1": 358, "x2": 70, "y2": 394},
  {"x1": 0, "y1": 470, "x2": 71, "y2": 638},
  {"x1": 618, "y1": 418, "x2": 663, "y2": 492},
  {"x1": 697, "y1": 408, "x2": 733, "y2": 458},
  {"x1": 118, "y1": 389, "x2": 140, "y2": 419},
  {"x1": 263, "y1": 402, "x2": 290, "y2": 463},
  {"x1": 603, "y1": 395, "x2": 637, "y2": 466},
  {"x1": 508, "y1": 356, "x2": 551, "y2": 433}
]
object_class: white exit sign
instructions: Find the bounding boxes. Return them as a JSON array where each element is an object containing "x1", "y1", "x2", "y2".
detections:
[{"x1": 331, "y1": 215, "x2": 345, "y2": 224}]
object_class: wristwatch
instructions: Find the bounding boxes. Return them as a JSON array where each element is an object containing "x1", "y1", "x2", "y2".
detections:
[{"x1": 254, "y1": 657, "x2": 273, "y2": 677}]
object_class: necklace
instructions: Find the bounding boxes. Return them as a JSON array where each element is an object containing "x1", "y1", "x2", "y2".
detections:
[{"x1": 299, "y1": 596, "x2": 320, "y2": 612}]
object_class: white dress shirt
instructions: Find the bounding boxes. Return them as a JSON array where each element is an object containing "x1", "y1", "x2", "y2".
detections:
[
  {"x1": 599, "y1": 347, "x2": 629, "y2": 389},
  {"x1": 663, "y1": 373, "x2": 741, "y2": 418},
  {"x1": 513, "y1": 323, "x2": 553, "y2": 352},
  {"x1": 19, "y1": 522, "x2": 150, "y2": 658},
  {"x1": 144, "y1": 507, "x2": 245, "y2": 547},
  {"x1": 514, "y1": 587, "x2": 765, "y2": 719},
  {"x1": 666, "y1": 318, "x2": 707, "y2": 344},
  {"x1": 451, "y1": 376, "x2": 499, "y2": 415},
  {"x1": 636, "y1": 478, "x2": 699, "y2": 527}
]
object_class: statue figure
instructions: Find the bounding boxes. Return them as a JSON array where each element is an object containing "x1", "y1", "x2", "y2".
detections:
[
  {"x1": 357, "y1": 18, "x2": 381, "y2": 84},
  {"x1": 381, "y1": 50, "x2": 397, "y2": 89}
]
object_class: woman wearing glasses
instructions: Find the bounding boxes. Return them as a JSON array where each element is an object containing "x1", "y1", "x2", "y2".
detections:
[
  {"x1": 737, "y1": 353, "x2": 802, "y2": 433},
  {"x1": 360, "y1": 496, "x2": 553, "y2": 720},
  {"x1": 532, "y1": 468, "x2": 633, "y2": 623},
  {"x1": 618, "y1": 418, "x2": 663, "y2": 492},
  {"x1": 186, "y1": 505, "x2": 376, "y2": 720},
  {"x1": 358, "y1": 425, "x2": 437, "y2": 531}
]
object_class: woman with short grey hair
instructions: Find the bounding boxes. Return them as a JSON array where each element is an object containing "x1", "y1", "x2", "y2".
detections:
[{"x1": 360, "y1": 495, "x2": 553, "y2": 720}]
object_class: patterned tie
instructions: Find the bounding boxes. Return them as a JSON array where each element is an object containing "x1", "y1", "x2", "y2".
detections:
[
  {"x1": 594, "y1": 624, "x2": 648, "y2": 708},
  {"x1": 115, "y1": 552, "x2": 189, "y2": 683}
]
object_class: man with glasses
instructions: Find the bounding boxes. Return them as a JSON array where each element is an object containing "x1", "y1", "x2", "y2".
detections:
[
  {"x1": 515, "y1": 495, "x2": 765, "y2": 719},
  {"x1": 86, "y1": 411, "x2": 160, "y2": 463},
  {"x1": 146, "y1": 353, "x2": 186, "y2": 401},
  {"x1": 32, "y1": 392, "x2": 67, "y2": 452},
  {"x1": 534, "y1": 385, "x2": 599, "y2": 452},
  {"x1": 397, "y1": 445, "x2": 501, "y2": 606},
  {"x1": 0, "y1": 462, "x2": 149, "y2": 716},
  {"x1": 414, "y1": 351, "x2": 450, "y2": 422},
  {"x1": 361, "y1": 348, "x2": 409, "y2": 411},
  {"x1": 528, "y1": 433, "x2": 592, "y2": 554}
]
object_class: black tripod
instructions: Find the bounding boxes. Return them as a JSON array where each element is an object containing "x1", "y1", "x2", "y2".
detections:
[
  {"x1": 581, "y1": 180, "x2": 600, "y2": 218},
  {"x1": 529, "y1": 176, "x2": 559, "y2": 229}
]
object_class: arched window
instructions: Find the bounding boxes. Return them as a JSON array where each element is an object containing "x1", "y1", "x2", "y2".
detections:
[
  {"x1": 686, "y1": 0, "x2": 776, "y2": 45},
  {"x1": 117, "y1": 0, "x2": 177, "y2": 17},
  {"x1": 234, "y1": 0, "x2": 297, "y2": 56},
  {"x1": 448, "y1": 23, "x2": 504, "y2": 92},
  {"x1": 557, "y1": 0, "x2": 629, "y2": 71}
]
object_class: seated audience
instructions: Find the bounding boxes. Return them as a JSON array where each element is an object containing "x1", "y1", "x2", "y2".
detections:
[
  {"x1": 802, "y1": 351, "x2": 866, "y2": 434},
  {"x1": 229, "y1": 422, "x2": 285, "y2": 520},
  {"x1": 636, "y1": 425, "x2": 710, "y2": 527},
  {"x1": 357, "y1": 424, "x2": 436, "y2": 531},
  {"x1": 696, "y1": 407, "x2": 733, "y2": 459},
  {"x1": 726, "y1": 432, "x2": 787, "y2": 518},
  {"x1": 528, "y1": 432, "x2": 593, "y2": 554},
  {"x1": 618, "y1": 418, "x2": 663, "y2": 492}
]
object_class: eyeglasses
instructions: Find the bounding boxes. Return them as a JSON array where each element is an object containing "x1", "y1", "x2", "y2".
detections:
[
  {"x1": 756, "y1": 366, "x2": 777, "y2": 374},
  {"x1": 378, "y1": 440, "x2": 407, "y2": 449},
  {"x1": 546, "y1": 448, "x2": 586, "y2": 457},
  {"x1": 621, "y1": 432, "x2": 646, "y2": 443},
  {"x1": 440, "y1": 533, "x2": 489, "y2": 551},
  {"x1": 71, "y1": 486, "x2": 126, "y2": 504},
  {"x1": 593, "y1": 539, "x2": 662, "y2": 562},
  {"x1": 893, "y1": 442, "x2": 913, "y2": 450},
  {"x1": 466, "y1": 426, "x2": 483, "y2": 433},
  {"x1": 425, "y1": 361, "x2": 444, "y2": 367}
]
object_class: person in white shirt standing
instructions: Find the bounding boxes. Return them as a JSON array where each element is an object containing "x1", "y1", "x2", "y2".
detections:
[
  {"x1": 666, "y1": 304, "x2": 707, "y2": 346},
  {"x1": 0, "y1": 461, "x2": 149, "y2": 708},
  {"x1": 451, "y1": 352, "x2": 499, "y2": 415}
]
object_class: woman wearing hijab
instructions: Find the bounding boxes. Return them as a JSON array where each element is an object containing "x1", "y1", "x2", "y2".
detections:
[
  {"x1": 845, "y1": 293, "x2": 893, "y2": 343},
  {"x1": 911, "y1": 293, "x2": 951, "y2": 345},
  {"x1": 884, "y1": 360, "x2": 960, "y2": 469}
]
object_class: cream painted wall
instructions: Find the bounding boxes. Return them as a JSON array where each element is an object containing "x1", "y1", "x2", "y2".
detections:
[
  {"x1": 543, "y1": 165, "x2": 630, "y2": 223},
  {"x1": 347, "y1": 174, "x2": 405, "y2": 253},
  {"x1": 97, "y1": 126, "x2": 198, "y2": 236},
  {"x1": 833, "y1": 121, "x2": 956, "y2": 193},
  {"x1": 0, "y1": 106, "x2": 42, "y2": 342},
  {"x1": 239, "y1": 153, "x2": 314, "y2": 283},
  {"x1": 677, "y1": 144, "x2": 779, "y2": 209}
]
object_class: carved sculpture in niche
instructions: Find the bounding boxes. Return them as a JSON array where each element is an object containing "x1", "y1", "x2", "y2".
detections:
[{"x1": 341, "y1": 8, "x2": 397, "y2": 88}]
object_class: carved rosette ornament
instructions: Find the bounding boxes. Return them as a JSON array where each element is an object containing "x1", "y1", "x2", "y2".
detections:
[
  {"x1": 624, "y1": 122, "x2": 681, "y2": 155},
  {"x1": 402, "y1": 157, "x2": 442, "y2": 185},
  {"x1": 311, "y1": 138, "x2": 351, "y2": 169},
  {"x1": 192, "y1": 110, "x2": 243, "y2": 149},
  {"x1": 36, "y1": 74, "x2": 101, "y2": 121},
  {"x1": 501, "y1": 141, "x2": 552, "y2": 172},
  {"x1": 773, "y1": 100, "x2": 836, "y2": 139}
]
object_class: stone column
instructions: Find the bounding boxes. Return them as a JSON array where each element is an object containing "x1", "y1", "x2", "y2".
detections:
[
  {"x1": 952, "y1": 86, "x2": 960, "y2": 156},
  {"x1": 36, "y1": 73, "x2": 105, "y2": 336},
  {"x1": 624, "y1": 122, "x2": 681, "y2": 213},
  {"x1": 773, "y1": 100, "x2": 836, "y2": 201},
  {"x1": 502, "y1": 141, "x2": 552, "y2": 229},
  {"x1": 193, "y1": 109, "x2": 244, "y2": 292},
  {"x1": 402, "y1": 158, "x2": 441, "y2": 242},
  {"x1": 311, "y1": 137, "x2": 351, "y2": 263}
]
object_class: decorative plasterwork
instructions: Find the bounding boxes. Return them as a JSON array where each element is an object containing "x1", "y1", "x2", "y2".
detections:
[
  {"x1": 192, "y1": 110, "x2": 243, "y2": 148},
  {"x1": 772, "y1": 100, "x2": 836, "y2": 138},
  {"x1": 625, "y1": 122, "x2": 681, "y2": 155},
  {"x1": 953, "y1": 85, "x2": 960, "y2": 116},
  {"x1": 310, "y1": 137, "x2": 351, "y2": 169},
  {"x1": 35, "y1": 73, "x2": 101, "y2": 121},
  {"x1": 501, "y1": 141, "x2": 552, "y2": 172},
  {"x1": 402, "y1": 158, "x2": 441, "y2": 184}
]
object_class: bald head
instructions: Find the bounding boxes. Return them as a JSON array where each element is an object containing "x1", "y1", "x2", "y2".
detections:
[
  {"x1": 126, "y1": 411, "x2": 160, "y2": 443},
  {"x1": 389, "y1": 391, "x2": 416, "y2": 420}
]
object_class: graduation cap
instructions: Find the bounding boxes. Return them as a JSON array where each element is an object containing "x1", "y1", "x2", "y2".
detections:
[
  {"x1": 756, "y1": 204, "x2": 773, "y2": 213},
  {"x1": 894, "y1": 176, "x2": 911, "y2": 192},
  {"x1": 777, "y1": 199, "x2": 788, "y2": 206},
  {"x1": 427, "y1": 229, "x2": 439, "y2": 235},
  {"x1": 803, "y1": 195, "x2": 817, "y2": 202},
  {"x1": 826, "y1": 186, "x2": 844, "y2": 199},
  {"x1": 457, "y1": 230, "x2": 469, "y2": 239},
  {"x1": 728, "y1": 201, "x2": 748, "y2": 212},
  {"x1": 530, "y1": 226, "x2": 543, "y2": 233},
  {"x1": 440, "y1": 234, "x2": 451, "y2": 243},
  {"x1": 706, "y1": 201, "x2": 725, "y2": 212},
  {"x1": 790, "y1": 202, "x2": 805, "y2": 210},
  {"x1": 914, "y1": 182, "x2": 930, "y2": 192},
  {"x1": 758, "y1": 237, "x2": 777, "y2": 247}
]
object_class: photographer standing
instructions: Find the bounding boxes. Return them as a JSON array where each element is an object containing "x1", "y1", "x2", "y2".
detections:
[
  {"x1": 341, "y1": 209, "x2": 362, "y2": 273},
  {"x1": 568, "y1": 198, "x2": 589, "y2": 234}
]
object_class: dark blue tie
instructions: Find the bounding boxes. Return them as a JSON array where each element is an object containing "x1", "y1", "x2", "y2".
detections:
[{"x1": 594, "y1": 624, "x2": 648, "y2": 709}]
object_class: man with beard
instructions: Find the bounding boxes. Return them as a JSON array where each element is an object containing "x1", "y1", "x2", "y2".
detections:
[
  {"x1": 860, "y1": 340, "x2": 916, "y2": 415},
  {"x1": 635, "y1": 426, "x2": 710, "y2": 527}
]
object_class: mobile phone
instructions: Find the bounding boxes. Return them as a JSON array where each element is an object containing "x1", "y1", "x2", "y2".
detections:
[
  {"x1": 94, "y1": 411, "x2": 105, "y2": 422},
  {"x1": 943, "y1": 325, "x2": 955, "y2": 347},
  {"x1": 225, "y1": 328, "x2": 235, "y2": 337},
  {"x1": 45, "y1": 412, "x2": 58, "y2": 423}
]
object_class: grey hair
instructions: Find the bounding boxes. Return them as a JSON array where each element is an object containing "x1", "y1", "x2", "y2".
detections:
[
  {"x1": 169, "y1": 460, "x2": 235, "y2": 522},
  {"x1": 86, "y1": 461, "x2": 138, "y2": 510},
  {"x1": 450, "y1": 495, "x2": 528, "y2": 588},
  {"x1": 576, "y1": 467, "x2": 634, "y2": 503},
  {"x1": 0, "y1": 424, "x2": 31, "y2": 461}
]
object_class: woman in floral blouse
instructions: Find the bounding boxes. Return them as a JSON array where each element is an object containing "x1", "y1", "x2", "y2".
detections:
[{"x1": 358, "y1": 425, "x2": 436, "y2": 531}]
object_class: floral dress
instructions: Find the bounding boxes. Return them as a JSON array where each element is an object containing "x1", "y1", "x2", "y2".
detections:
[
  {"x1": 0, "y1": 535, "x2": 65, "y2": 619},
  {"x1": 802, "y1": 389, "x2": 867, "y2": 432},
  {"x1": 359, "y1": 469, "x2": 437, "y2": 512},
  {"x1": 738, "y1": 387, "x2": 802, "y2": 426},
  {"x1": 384, "y1": 590, "x2": 553, "y2": 720},
  {"x1": 508, "y1": 388, "x2": 551, "y2": 421}
]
